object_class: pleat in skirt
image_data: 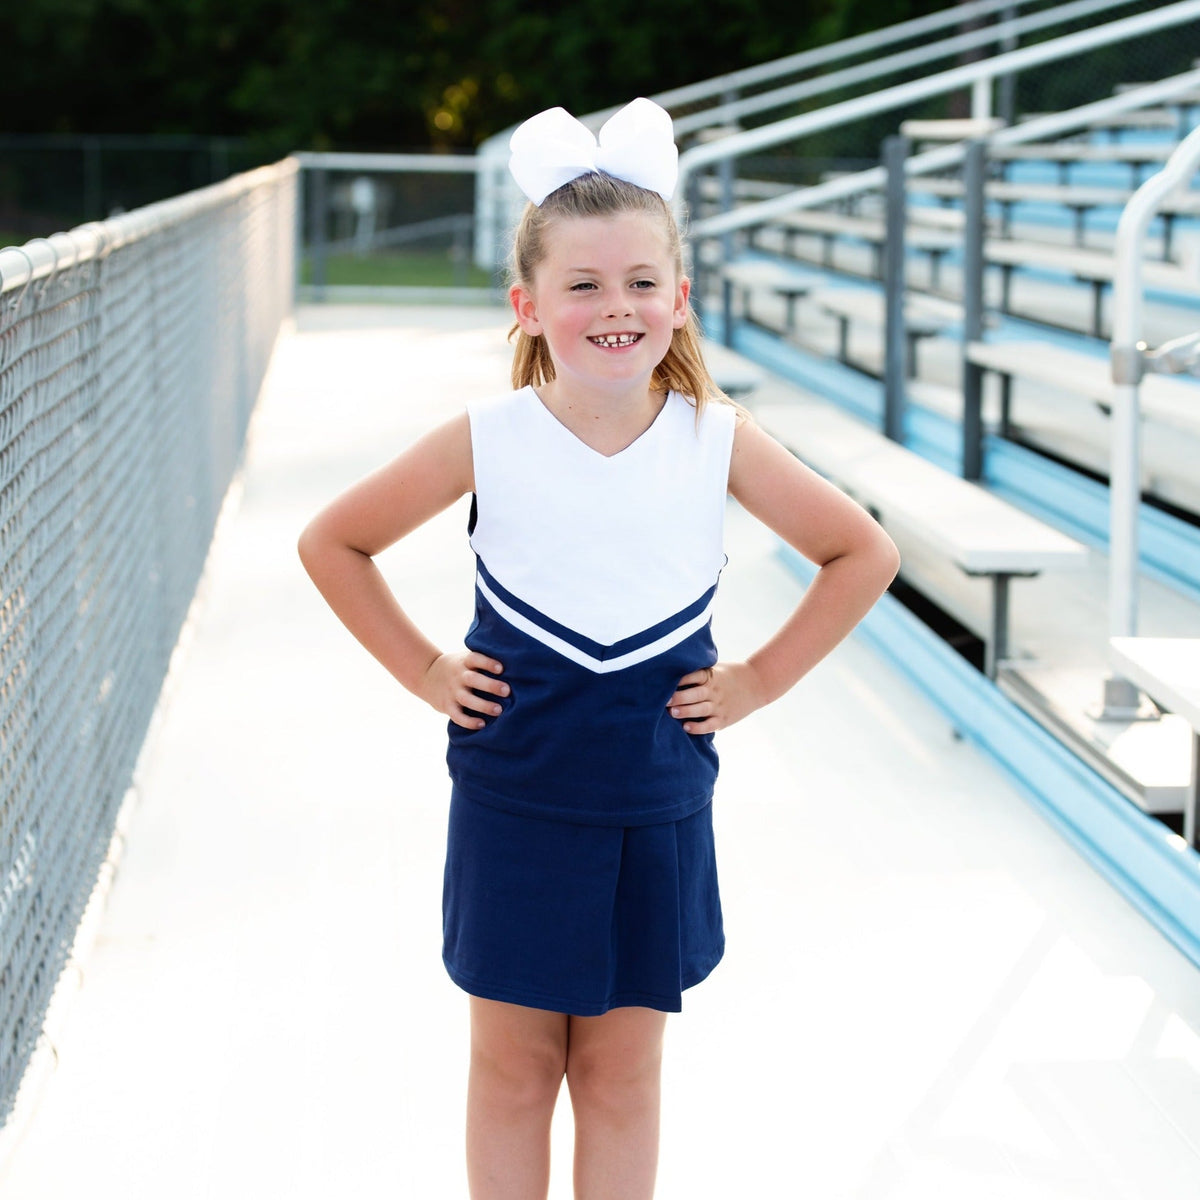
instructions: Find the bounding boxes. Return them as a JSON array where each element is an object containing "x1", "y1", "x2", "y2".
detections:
[{"x1": 442, "y1": 787, "x2": 724, "y2": 1016}]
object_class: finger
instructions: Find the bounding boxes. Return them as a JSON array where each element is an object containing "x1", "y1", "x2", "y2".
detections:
[
  {"x1": 675, "y1": 669, "x2": 710, "y2": 688},
  {"x1": 448, "y1": 707, "x2": 487, "y2": 731},
  {"x1": 458, "y1": 687, "x2": 504, "y2": 717},
  {"x1": 465, "y1": 653, "x2": 504, "y2": 676},
  {"x1": 682, "y1": 716, "x2": 716, "y2": 735},
  {"x1": 667, "y1": 681, "x2": 712, "y2": 707},
  {"x1": 669, "y1": 699, "x2": 712, "y2": 720},
  {"x1": 466, "y1": 671, "x2": 510, "y2": 698}
]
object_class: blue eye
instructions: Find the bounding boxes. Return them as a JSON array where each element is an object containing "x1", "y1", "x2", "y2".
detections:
[
  {"x1": 632, "y1": 279, "x2": 656, "y2": 289},
  {"x1": 570, "y1": 281, "x2": 596, "y2": 292}
]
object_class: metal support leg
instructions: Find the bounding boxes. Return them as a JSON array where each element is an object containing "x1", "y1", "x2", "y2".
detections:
[
  {"x1": 1073, "y1": 206, "x2": 1086, "y2": 247},
  {"x1": 1187, "y1": 731, "x2": 1198, "y2": 849},
  {"x1": 883, "y1": 134, "x2": 910, "y2": 444},
  {"x1": 1092, "y1": 281, "x2": 1105, "y2": 338},
  {"x1": 962, "y1": 140, "x2": 987, "y2": 482},
  {"x1": 987, "y1": 573, "x2": 1012, "y2": 680},
  {"x1": 1000, "y1": 372, "x2": 1013, "y2": 438},
  {"x1": 722, "y1": 277, "x2": 734, "y2": 348},
  {"x1": 784, "y1": 291, "x2": 799, "y2": 336}
]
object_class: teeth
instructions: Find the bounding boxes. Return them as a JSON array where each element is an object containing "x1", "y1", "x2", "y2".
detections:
[{"x1": 591, "y1": 333, "x2": 640, "y2": 347}]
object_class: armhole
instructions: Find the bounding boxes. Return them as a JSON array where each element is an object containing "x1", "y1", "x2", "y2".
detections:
[{"x1": 467, "y1": 493, "x2": 478, "y2": 536}]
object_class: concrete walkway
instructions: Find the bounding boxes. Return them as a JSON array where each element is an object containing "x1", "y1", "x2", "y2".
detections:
[{"x1": 1, "y1": 305, "x2": 1198, "y2": 1199}]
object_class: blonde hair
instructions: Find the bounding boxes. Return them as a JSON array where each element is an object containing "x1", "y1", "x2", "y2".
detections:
[{"x1": 508, "y1": 172, "x2": 733, "y2": 421}]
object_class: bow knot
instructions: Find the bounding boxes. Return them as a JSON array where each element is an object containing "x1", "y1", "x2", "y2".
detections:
[{"x1": 509, "y1": 98, "x2": 678, "y2": 206}]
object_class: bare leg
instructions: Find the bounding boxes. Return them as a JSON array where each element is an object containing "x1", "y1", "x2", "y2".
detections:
[
  {"x1": 566, "y1": 1006, "x2": 668, "y2": 1200},
  {"x1": 466, "y1": 997, "x2": 569, "y2": 1200}
]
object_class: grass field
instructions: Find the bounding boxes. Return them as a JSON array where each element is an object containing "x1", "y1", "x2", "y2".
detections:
[{"x1": 299, "y1": 249, "x2": 495, "y2": 289}]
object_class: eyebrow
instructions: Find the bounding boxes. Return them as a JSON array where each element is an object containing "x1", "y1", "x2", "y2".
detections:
[{"x1": 567, "y1": 263, "x2": 660, "y2": 273}]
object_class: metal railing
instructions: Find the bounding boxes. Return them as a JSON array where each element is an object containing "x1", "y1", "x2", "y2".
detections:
[
  {"x1": 0, "y1": 158, "x2": 296, "y2": 1126},
  {"x1": 295, "y1": 151, "x2": 493, "y2": 305},
  {"x1": 682, "y1": 0, "x2": 1200, "y2": 241},
  {"x1": 1103, "y1": 124, "x2": 1200, "y2": 716},
  {"x1": 668, "y1": 0, "x2": 1143, "y2": 138}
]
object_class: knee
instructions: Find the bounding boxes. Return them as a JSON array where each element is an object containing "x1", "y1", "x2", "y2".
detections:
[
  {"x1": 566, "y1": 1038, "x2": 663, "y2": 1118},
  {"x1": 471, "y1": 1036, "x2": 566, "y2": 1113}
]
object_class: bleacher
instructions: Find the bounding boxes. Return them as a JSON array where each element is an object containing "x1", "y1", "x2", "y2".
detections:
[{"x1": 675, "y1": 7, "x2": 1200, "y2": 874}]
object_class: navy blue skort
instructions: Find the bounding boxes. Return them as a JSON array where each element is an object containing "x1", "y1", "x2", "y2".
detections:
[{"x1": 442, "y1": 787, "x2": 724, "y2": 1016}]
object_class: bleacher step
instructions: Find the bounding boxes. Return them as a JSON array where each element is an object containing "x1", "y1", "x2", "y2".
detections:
[{"x1": 1000, "y1": 664, "x2": 1194, "y2": 815}]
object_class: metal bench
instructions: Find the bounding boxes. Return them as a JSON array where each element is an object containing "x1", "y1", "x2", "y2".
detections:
[
  {"x1": 964, "y1": 339, "x2": 1200, "y2": 439},
  {"x1": 981, "y1": 238, "x2": 1198, "y2": 337},
  {"x1": 755, "y1": 398, "x2": 1089, "y2": 678},
  {"x1": 772, "y1": 209, "x2": 960, "y2": 282},
  {"x1": 809, "y1": 287, "x2": 961, "y2": 376},
  {"x1": 907, "y1": 176, "x2": 1200, "y2": 254},
  {"x1": 720, "y1": 259, "x2": 820, "y2": 335},
  {"x1": 1109, "y1": 636, "x2": 1200, "y2": 846},
  {"x1": 989, "y1": 141, "x2": 1174, "y2": 187}
]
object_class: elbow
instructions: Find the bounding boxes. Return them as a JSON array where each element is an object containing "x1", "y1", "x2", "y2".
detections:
[
  {"x1": 296, "y1": 519, "x2": 324, "y2": 577},
  {"x1": 876, "y1": 527, "x2": 901, "y2": 589},
  {"x1": 881, "y1": 529, "x2": 902, "y2": 584}
]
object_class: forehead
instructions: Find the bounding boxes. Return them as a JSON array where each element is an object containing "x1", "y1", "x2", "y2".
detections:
[{"x1": 540, "y1": 211, "x2": 674, "y2": 267}]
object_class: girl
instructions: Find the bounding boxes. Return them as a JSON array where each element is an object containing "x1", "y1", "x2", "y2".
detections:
[{"x1": 298, "y1": 98, "x2": 899, "y2": 1200}]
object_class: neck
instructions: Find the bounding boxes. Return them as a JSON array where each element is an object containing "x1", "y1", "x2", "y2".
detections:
[{"x1": 534, "y1": 379, "x2": 669, "y2": 456}]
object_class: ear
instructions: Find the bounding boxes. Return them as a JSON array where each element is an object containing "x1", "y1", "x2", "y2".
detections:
[
  {"x1": 509, "y1": 283, "x2": 543, "y2": 336},
  {"x1": 672, "y1": 276, "x2": 691, "y2": 329}
]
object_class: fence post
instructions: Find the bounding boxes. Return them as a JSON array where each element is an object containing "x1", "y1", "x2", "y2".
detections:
[
  {"x1": 882, "y1": 134, "x2": 910, "y2": 443},
  {"x1": 961, "y1": 139, "x2": 987, "y2": 480},
  {"x1": 997, "y1": 2, "x2": 1019, "y2": 127},
  {"x1": 310, "y1": 167, "x2": 328, "y2": 301}
]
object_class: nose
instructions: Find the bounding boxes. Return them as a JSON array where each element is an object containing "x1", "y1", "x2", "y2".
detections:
[{"x1": 603, "y1": 291, "x2": 634, "y2": 319}]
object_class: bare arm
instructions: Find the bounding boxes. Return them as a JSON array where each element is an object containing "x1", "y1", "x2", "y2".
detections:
[
  {"x1": 297, "y1": 413, "x2": 507, "y2": 730},
  {"x1": 668, "y1": 414, "x2": 900, "y2": 732}
]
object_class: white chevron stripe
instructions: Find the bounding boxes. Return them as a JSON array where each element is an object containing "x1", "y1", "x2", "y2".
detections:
[{"x1": 476, "y1": 573, "x2": 716, "y2": 674}]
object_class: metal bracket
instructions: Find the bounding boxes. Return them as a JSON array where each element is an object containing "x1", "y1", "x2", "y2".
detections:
[
  {"x1": 1110, "y1": 342, "x2": 1144, "y2": 385},
  {"x1": 1141, "y1": 328, "x2": 1200, "y2": 376}
]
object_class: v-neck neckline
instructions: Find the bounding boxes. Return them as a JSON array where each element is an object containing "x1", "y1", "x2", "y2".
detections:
[{"x1": 527, "y1": 386, "x2": 672, "y2": 461}]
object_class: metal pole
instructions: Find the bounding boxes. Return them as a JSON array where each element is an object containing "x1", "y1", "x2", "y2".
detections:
[
  {"x1": 719, "y1": 88, "x2": 739, "y2": 268},
  {"x1": 686, "y1": 170, "x2": 709, "y2": 329},
  {"x1": 310, "y1": 167, "x2": 328, "y2": 301},
  {"x1": 961, "y1": 140, "x2": 987, "y2": 480},
  {"x1": 997, "y1": 3, "x2": 1019, "y2": 125},
  {"x1": 882, "y1": 135, "x2": 910, "y2": 443},
  {"x1": 1100, "y1": 122, "x2": 1200, "y2": 717}
]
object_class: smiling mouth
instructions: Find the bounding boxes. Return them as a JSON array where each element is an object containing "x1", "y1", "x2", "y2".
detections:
[{"x1": 588, "y1": 333, "x2": 643, "y2": 348}]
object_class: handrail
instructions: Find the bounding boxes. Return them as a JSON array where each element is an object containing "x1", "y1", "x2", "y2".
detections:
[
  {"x1": 680, "y1": 0, "x2": 1200, "y2": 236},
  {"x1": 671, "y1": 0, "x2": 1140, "y2": 137},
  {"x1": 689, "y1": 66, "x2": 1200, "y2": 240},
  {"x1": 1102, "y1": 122, "x2": 1200, "y2": 714},
  {"x1": 589, "y1": 0, "x2": 1129, "y2": 129}
]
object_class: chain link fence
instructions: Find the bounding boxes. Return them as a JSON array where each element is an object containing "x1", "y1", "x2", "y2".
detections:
[{"x1": 0, "y1": 158, "x2": 296, "y2": 1125}]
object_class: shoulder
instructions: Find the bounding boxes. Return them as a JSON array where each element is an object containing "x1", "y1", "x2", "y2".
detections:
[
  {"x1": 468, "y1": 386, "x2": 536, "y2": 431},
  {"x1": 667, "y1": 391, "x2": 739, "y2": 442}
]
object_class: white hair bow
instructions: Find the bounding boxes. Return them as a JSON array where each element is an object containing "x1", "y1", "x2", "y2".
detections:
[{"x1": 508, "y1": 98, "x2": 679, "y2": 206}]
